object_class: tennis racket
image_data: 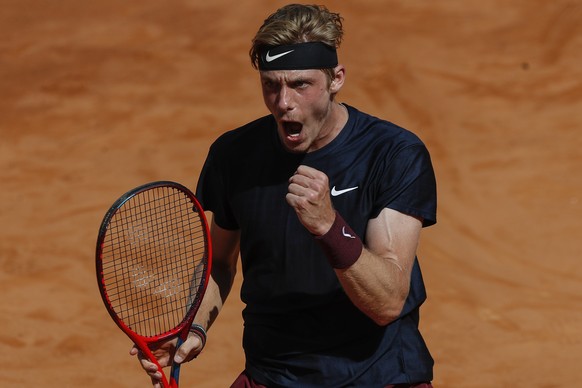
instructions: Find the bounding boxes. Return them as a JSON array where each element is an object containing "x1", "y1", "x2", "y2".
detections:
[{"x1": 96, "y1": 181, "x2": 212, "y2": 387}]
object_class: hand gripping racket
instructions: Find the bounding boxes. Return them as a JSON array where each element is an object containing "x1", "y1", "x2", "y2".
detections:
[{"x1": 96, "y1": 181, "x2": 212, "y2": 387}]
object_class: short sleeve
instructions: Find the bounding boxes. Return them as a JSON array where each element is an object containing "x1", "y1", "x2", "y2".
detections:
[
  {"x1": 195, "y1": 148, "x2": 240, "y2": 230},
  {"x1": 375, "y1": 144, "x2": 437, "y2": 227}
]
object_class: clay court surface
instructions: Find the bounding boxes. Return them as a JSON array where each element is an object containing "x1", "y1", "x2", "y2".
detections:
[{"x1": 1, "y1": 1, "x2": 581, "y2": 386}]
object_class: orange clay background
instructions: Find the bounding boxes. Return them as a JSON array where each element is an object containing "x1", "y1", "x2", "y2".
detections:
[{"x1": 1, "y1": 1, "x2": 581, "y2": 387}]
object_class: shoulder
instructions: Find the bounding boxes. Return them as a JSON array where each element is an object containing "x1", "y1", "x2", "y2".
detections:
[
  {"x1": 211, "y1": 115, "x2": 275, "y2": 152},
  {"x1": 345, "y1": 105, "x2": 427, "y2": 156},
  {"x1": 204, "y1": 114, "x2": 279, "y2": 173}
]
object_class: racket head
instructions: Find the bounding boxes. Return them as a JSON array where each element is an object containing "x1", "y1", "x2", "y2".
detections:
[{"x1": 95, "y1": 181, "x2": 212, "y2": 386}]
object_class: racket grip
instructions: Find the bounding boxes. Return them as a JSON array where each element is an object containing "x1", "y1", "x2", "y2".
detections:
[{"x1": 169, "y1": 336, "x2": 185, "y2": 387}]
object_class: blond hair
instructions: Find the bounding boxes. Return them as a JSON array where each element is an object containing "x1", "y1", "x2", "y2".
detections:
[{"x1": 250, "y1": 4, "x2": 344, "y2": 79}]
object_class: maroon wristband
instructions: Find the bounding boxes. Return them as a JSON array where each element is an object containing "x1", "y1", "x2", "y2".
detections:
[{"x1": 314, "y1": 211, "x2": 363, "y2": 269}]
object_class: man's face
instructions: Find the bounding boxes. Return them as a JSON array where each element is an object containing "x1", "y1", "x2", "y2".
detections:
[{"x1": 260, "y1": 67, "x2": 344, "y2": 153}]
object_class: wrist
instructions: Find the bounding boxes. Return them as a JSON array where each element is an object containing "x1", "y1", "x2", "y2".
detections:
[
  {"x1": 314, "y1": 211, "x2": 363, "y2": 269},
  {"x1": 189, "y1": 323, "x2": 207, "y2": 350}
]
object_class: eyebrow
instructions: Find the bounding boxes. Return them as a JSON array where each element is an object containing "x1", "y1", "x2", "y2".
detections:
[{"x1": 260, "y1": 72, "x2": 316, "y2": 84}]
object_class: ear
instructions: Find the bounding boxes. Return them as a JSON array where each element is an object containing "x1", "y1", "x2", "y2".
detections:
[{"x1": 330, "y1": 65, "x2": 346, "y2": 94}]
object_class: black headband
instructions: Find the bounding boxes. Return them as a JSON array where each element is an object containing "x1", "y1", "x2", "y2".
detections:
[{"x1": 258, "y1": 42, "x2": 338, "y2": 71}]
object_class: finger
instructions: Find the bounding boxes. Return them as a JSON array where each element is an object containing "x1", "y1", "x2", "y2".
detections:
[
  {"x1": 129, "y1": 345, "x2": 139, "y2": 356},
  {"x1": 130, "y1": 344, "x2": 164, "y2": 384},
  {"x1": 130, "y1": 346, "x2": 154, "y2": 370},
  {"x1": 287, "y1": 181, "x2": 308, "y2": 199},
  {"x1": 289, "y1": 182, "x2": 327, "y2": 207},
  {"x1": 292, "y1": 165, "x2": 325, "y2": 182},
  {"x1": 285, "y1": 191, "x2": 298, "y2": 208},
  {"x1": 151, "y1": 375, "x2": 163, "y2": 388},
  {"x1": 288, "y1": 173, "x2": 321, "y2": 197},
  {"x1": 291, "y1": 169, "x2": 329, "y2": 194},
  {"x1": 296, "y1": 164, "x2": 319, "y2": 178},
  {"x1": 289, "y1": 171, "x2": 310, "y2": 188},
  {"x1": 136, "y1": 353, "x2": 162, "y2": 376},
  {"x1": 147, "y1": 362, "x2": 161, "y2": 375}
]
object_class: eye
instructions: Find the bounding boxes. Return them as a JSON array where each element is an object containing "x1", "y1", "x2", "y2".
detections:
[
  {"x1": 262, "y1": 79, "x2": 279, "y2": 92},
  {"x1": 291, "y1": 79, "x2": 310, "y2": 89}
]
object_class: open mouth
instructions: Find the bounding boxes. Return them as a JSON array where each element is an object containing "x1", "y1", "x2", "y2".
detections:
[{"x1": 282, "y1": 121, "x2": 303, "y2": 139}]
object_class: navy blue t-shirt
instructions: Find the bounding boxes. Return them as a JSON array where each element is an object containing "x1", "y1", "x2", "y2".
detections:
[{"x1": 196, "y1": 104, "x2": 437, "y2": 387}]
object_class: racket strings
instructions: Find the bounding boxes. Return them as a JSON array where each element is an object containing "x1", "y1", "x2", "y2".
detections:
[{"x1": 100, "y1": 186, "x2": 208, "y2": 337}]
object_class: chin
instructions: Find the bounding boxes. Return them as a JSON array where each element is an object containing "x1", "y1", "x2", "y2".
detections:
[
  {"x1": 277, "y1": 133, "x2": 305, "y2": 153},
  {"x1": 282, "y1": 143, "x2": 307, "y2": 154}
]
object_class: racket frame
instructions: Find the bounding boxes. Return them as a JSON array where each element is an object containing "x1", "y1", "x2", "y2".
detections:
[{"x1": 95, "y1": 181, "x2": 212, "y2": 388}]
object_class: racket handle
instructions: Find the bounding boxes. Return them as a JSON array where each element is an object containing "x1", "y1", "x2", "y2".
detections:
[{"x1": 169, "y1": 336, "x2": 185, "y2": 387}]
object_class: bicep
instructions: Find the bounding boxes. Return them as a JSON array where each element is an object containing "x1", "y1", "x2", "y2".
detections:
[
  {"x1": 209, "y1": 215, "x2": 240, "y2": 271},
  {"x1": 196, "y1": 216, "x2": 240, "y2": 328},
  {"x1": 365, "y1": 207, "x2": 422, "y2": 273},
  {"x1": 336, "y1": 208, "x2": 423, "y2": 324},
  {"x1": 208, "y1": 216, "x2": 240, "y2": 302}
]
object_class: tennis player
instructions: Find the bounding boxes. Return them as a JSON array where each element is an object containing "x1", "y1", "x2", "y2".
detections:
[{"x1": 133, "y1": 4, "x2": 437, "y2": 387}]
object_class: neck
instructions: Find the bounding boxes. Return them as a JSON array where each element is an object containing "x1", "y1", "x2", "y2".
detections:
[{"x1": 310, "y1": 102, "x2": 349, "y2": 152}]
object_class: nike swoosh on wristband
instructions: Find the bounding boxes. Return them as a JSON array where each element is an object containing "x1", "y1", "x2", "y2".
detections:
[
  {"x1": 265, "y1": 50, "x2": 294, "y2": 62},
  {"x1": 331, "y1": 186, "x2": 359, "y2": 197},
  {"x1": 342, "y1": 227, "x2": 356, "y2": 239}
]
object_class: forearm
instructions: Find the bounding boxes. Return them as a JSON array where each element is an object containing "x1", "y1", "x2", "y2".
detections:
[
  {"x1": 334, "y1": 248, "x2": 411, "y2": 326},
  {"x1": 192, "y1": 218, "x2": 240, "y2": 331},
  {"x1": 192, "y1": 261, "x2": 237, "y2": 330},
  {"x1": 317, "y1": 208, "x2": 421, "y2": 326}
]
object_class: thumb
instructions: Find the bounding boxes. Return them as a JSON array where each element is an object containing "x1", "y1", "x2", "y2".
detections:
[{"x1": 173, "y1": 334, "x2": 203, "y2": 364}]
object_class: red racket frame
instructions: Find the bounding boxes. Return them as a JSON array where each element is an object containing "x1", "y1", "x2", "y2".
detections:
[{"x1": 95, "y1": 181, "x2": 212, "y2": 387}]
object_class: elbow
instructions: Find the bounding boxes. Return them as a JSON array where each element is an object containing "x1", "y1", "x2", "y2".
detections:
[
  {"x1": 368, "y1": 295, "x2": 407, "y2": 326},
  {"x1": 370, "y1": 307, "x2": 403, "y2": 327}
]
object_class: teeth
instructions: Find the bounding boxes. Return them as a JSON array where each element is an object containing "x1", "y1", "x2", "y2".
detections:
[{"x1": 284, "y1": 122, "x2": 302, "y2": 135}]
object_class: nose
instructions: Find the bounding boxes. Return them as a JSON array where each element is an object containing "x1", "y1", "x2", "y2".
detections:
[{"x1": 276, "y1": 85, "x2": 294, "y2": 112}]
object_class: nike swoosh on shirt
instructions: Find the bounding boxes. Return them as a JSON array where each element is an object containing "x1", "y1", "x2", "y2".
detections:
[
  {"x1": 265, "y1": 50, "x2": 294, "y2": 62},
  {"x1": 331, "y1": 186, "x2": 359, "y2": 197}
]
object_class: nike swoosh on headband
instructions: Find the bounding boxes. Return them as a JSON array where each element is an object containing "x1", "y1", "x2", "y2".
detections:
[
  {"x1": 265, "y1": 49, "x2": 294, "y2": 62},
  {"x1": 331, "y1": 186, "x2": 359, "y2": 197}
]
